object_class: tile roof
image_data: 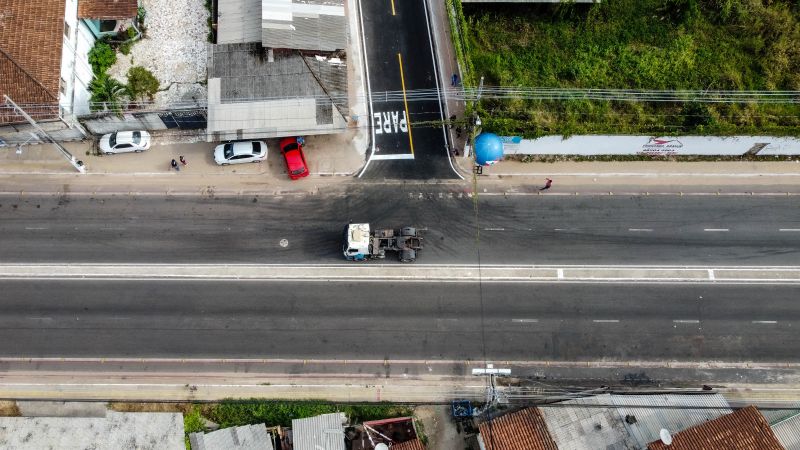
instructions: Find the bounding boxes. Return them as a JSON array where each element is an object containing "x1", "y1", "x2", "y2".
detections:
[
  {"x1": 647, "y1": 405, "x2": 785, "y2": 450},
  {"x1": 391, "y1": 438, "x2": 425, "y2": 450},
  {"x1": 0, "y1": 0, "x2": 63, "y2": 122},
  {"x1": 478, "y1": 408, "x2": 558, "y2": 450},
  {"x1": 78, "y1": 0, "x2": 139, "y2": 20}
]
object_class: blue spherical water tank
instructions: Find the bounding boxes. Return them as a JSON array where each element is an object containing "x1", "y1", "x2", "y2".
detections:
[{"x1": 474, "y1": 133, "x2": 504, "y2": 166}]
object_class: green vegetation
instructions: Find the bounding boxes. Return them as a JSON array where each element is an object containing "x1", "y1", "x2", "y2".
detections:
[
  {"x1": 183, "y1": 406, "x2": 206, "y2": 450},
  {"x1": 89, "y1": 73, "x2": 127, "y2": 112},
  {"x1": 209, "y1": 400, "x2": 413, "y2": 428},
  {"x1": 126, "y1": 66, "x2": 160, "y2": 101},
  {"x1": 88, "y1": 41, "x2": 117, "y2": 75},
  {"x1": 464, "y1": 0, "x2": 800, "y2": 136}
]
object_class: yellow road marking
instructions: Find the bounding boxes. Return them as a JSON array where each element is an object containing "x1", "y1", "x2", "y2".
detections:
[
  {"x1": 397, "y1": 53, "x2": 414, "y2": 156},
  {"x1": 391, "y1": 0, "x2": 396, "y2": 15}
]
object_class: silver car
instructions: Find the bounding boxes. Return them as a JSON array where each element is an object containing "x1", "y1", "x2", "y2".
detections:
[
  {"x1": 213, "y1": 141, "x2": 268, "y2": 165},
  {"x1": 98, "y1": 131, "x2": 151, "y2": 155}
]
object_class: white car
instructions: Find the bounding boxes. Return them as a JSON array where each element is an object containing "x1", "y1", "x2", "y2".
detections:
[
  {"x1": 214, "y1": 141, "x2": 268, "y2": 165},
  {"x1": 98, "y1": 131, "x2": 151, "y2": 155}
]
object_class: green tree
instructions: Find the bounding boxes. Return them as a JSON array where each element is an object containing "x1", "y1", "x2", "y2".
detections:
[
  {"x1": 89, "y1": 73, "x2": 127, "y2": 112},
  {"x1": 126, "y1": 66, "x2": 160, "y2": 101},
  {"x1": 88, "y1": 41, "x2": 117, "y2": 75}
]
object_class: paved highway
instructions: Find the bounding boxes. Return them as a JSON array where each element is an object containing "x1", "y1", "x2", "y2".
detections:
[
  {"x1": 0, "y1": 280, "x2": 798, "y2": 362},
  {"x1": 1, "y1": 188, "x2": 798, "y2": 265},
  {"x1": 358, "y1": 0, "x2": 458, "y2": 179}
]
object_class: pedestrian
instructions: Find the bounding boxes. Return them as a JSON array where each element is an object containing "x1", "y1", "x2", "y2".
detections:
[
  {"x1": 449, "y1": 115, "x2": 456, "y2": 129},
  {"x1": 451, "y1": 73, "x2": 458, "y2": 87},
  {"x1": 540, "y1": 178, "x2": 553, "y2": 191},
  {"x1": 456, "y1": 126, "x2": 462, "y2": 138},
  {"x1": 179, "y1": 155, "x2": 188, "y2": 166},
  {"x1": 171, "y1": 159, "x2": 180, "y2": 171}
]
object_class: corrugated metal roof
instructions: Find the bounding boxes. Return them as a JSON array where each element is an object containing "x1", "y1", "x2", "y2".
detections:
[
  {"x1": 647, "y1": 405, "x2": 784, "y2": 450},
  {"x1": 771, "y1": 412, "x2": 800, "y2": 450},
  {"x1": 217, "y1": 0, "x2": 262, "y2": 44},
  {"x1": 610, "y1": 393, "x2": 733, "y2": 446},
  {"x1": 762, "y1": 405, "x2": 800, "y2": 425},
  {"x1": 477, "y1": 408, "x2": 558, "y2": 450},
  {"x1": 189, "y1": 424, "x2": 274, "y2": 450},
  {"x1": 291, "y1": 412, "x2": 347, "y2": 450},
  {"x1": 539, "y1": 393, "x2": 733, "y2": 450},
  {"x1": 261, "y1": 0, "x2": 346, "y2": 51}
]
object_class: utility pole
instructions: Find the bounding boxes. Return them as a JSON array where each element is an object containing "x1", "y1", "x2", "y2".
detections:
[
  {"x1": 472, "y1": 364, "x2": 510, "y2": 406},
  {"x1": 3, "y1": 95, "x2": 85, "y2": 173}
]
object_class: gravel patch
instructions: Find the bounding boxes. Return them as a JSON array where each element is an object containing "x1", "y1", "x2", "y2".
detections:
[{"x1": 108, "y1": 0, "x2": 208, "y2": 106}]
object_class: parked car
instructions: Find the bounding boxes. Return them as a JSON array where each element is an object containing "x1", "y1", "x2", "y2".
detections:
[
  {"x1": 279, "y1": 137, "x2": 309, "y2": 179},
  {"x1": 98, "y1": 131, "x2": 151, "y2": 155},
  {"x1": 213, "y1": 141, "x2": 268, "y2": 165}
]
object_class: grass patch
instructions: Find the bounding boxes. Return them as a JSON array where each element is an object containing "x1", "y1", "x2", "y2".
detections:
[
  {"x1": 209, "y1": 400, "x2": 413, "y2": 428},
  {"x1": 465, "y1": 0, "x2": 800, "y2": 137}
]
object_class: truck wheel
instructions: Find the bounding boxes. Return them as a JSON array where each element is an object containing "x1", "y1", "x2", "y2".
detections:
[
  {"x1": 401, "y1": 227, "x2": 417, "y2": 237},
  {"x1": 399, "y1": 249, "x2": 416, "y2": 263}
]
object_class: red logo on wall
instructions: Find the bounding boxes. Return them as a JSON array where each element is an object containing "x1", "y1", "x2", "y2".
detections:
[{"x1": 639, "y1": 138, "x2": 684, "y2": 155}]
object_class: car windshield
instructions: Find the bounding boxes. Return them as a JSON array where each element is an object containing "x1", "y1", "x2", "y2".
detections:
[
  {"x1": 283, "y1": 143, "x2": 298, "y2": 151},
  {"x1": 109, "y1": 133, "x2": 117, "y2": 148},
  {"x1": 132, "y1": 131, "x2": 141, "y2": 144},
  {"x1": 251, "y1": 142, "x2": 261, "y2": 154},
  {"x1": 223, "y1": 143, "x2": 234, "y2": 159}
]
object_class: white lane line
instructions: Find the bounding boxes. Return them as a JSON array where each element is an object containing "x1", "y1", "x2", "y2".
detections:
[
  {"x1": 628, "y1": 228, "x2": 653, "y2": 232},
  {"x1": 708, "y1": 269, "x2": 715, "y2": 281},
  {"x1": 368, "y1": 154, "x2": 415, "y2": 160},
  {"x1": 752, "y1": 320, "x2": 778, "y2": 324},
  {"x1": 779, "y1": 229, "x2": 800, "y2": 232},
  {"x1": 356, "y1": 0, "x2": 375, "y2": 178},
  {"x1": 484, "y1": 227, "x2": 505, "y2": 231},
  {"x1": 704, "y1": 228, "x2": 729, "y2": 232},
  {"x1": 673, "y1": 319, "x2": 700, "y2": 324},
  {"x1": 24, "y1": 227, "x2": 47, "y2": 230},
  {"x1": 512, "y1": 319, "x2": 538, "y2": 323},
  {"x1": 593, "y1": 319, "x2": 620, "y2": 323}
]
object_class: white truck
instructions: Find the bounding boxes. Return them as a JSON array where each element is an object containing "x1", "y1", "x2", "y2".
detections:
[{"x1": 343, "y1": 223, "x2": 423, "y2": 263}]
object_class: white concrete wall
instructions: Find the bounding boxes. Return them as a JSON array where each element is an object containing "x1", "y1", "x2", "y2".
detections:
[
  {"x1": 61, "y1": 0, "x2": 96, "y2": 117},
  {"x1": 502, "y1": 135, "x2": 800, "y2": 156}
]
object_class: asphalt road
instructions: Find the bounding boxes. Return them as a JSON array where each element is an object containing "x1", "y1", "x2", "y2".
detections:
[
  {"x1": 1, "y1": 280, "x2": 798, "y2": 362},
  {"x1": 1, "y1": 188, "x2": 798, "y2": 265},
  {"x1": 359, "y1": 0, "x2": 457, "y2": 179}
]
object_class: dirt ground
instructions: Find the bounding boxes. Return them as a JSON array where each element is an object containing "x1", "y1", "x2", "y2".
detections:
[
  {"x1": 416, "y1": 405, "x2": 470, "y2": 450},
  {"x1": 0, "y1": 401, "x2": 20, "y2": 416}
]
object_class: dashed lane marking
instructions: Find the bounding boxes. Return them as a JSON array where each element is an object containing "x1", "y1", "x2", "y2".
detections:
[
  {"x1": 593, "y1": 319, "x2": 620, "y2": 323},
  {"x1": 673, "y1": 320, "x2": 700, "y2": 324},
  {"x1": 704, "y1": 228, "x2": 730, "y2": 232},
  {"x1": 752, "y1": 320, "x2": 778, "y2": 324},
  {"x1": 629, "y1": 228, "x2": 653, "y2": 232},
  {"x1": 511, "y1": 319, "x2": 538, "y2": 323}
]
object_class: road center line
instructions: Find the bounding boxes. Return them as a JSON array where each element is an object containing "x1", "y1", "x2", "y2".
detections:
[
  {"x1": 593, "y1": 319, "x2": 620, "y2": 323},
  {"x1": 628, "y1": 228, "x2": 653, "y2": 232},
  {"x1": 704, "y1": 228, "x2": 729, "y2": 232},
  {"x1": 673, "y1": 319, "x2": 700, "y2": 323},
  {"x1": 484, "y1": 228, "x2": 505, "y2": 231},
  {"x1": 512, "y1": 319, "x2": 538, "y2": 323},
  {"x1": 24, "y1": 227, "x2": 47, "y2": 230},
  {"x1": 396, "y1": 52, "x2": 414, "y2": 156}
]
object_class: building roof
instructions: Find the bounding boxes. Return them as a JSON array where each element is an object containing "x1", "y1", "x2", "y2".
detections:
[
  {"x1": 0, "y1": 411, "x2": 184, "y2": 449},
  {"x1": 77, "y1": 0, "x2": 139, "y2": 19},
  {"x1": 478, "y1": 408, "x2": 558, "y2": 450},
  {"x1": 539, "y1": 393, "x2": 733, "y2": 450},
  {"x1": 261, "y1": 0, "x2": 346, "y2": 52},
  {"x1": 206, "y1": 43, "x2": 348, "y2": 140},
  {"x1": 217, "y1": 0, "x2": 262, "y2": 44},
  {"x1": 647, "y1": 405, "x2": 785, "y2": 450},
  {"x1": 291, "y1": 412, "x2": 347, "y2": 450},
  {"x1": 0, "y1": 0, "x2": 64, "y2": 122},
  {"x1": 189, "y1": 424, "x2": 274, "y2": 450},
  {"x1": 771, "y1": 411, "x2": 800, "y2": 450},
  {"x1": 392, "y1": 439, "x2": 426, "y2": 450}
]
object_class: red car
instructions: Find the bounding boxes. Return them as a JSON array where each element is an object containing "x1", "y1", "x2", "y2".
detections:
[{"x1": 279, "y1": 137, "x2": 309, "y2": 180}]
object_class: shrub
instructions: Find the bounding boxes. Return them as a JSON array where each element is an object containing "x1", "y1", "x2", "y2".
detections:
[
  {"x1": 89, "y1": 73, "x2": 127, "y2": 113},
  {"x1": 126, "y1": 66, "x2": 160, "y2": 101},
  {"x1": 88, "y1": 41, "x2": 116, "y2": 75}
]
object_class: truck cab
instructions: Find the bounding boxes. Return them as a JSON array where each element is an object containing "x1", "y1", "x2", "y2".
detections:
[{"x1": 343, "y1": 223, "x2": 371, "y2": 261}]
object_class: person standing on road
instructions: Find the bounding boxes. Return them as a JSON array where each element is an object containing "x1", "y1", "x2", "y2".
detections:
[
  {"x1": 179, "y1": 155, "x2": 187, "y2": 167},
  {"x1": 451, "y1": 73, "x2": 459, "y2": 87},
  {"x1": 171, "y1": 159, "x2": 180, "y2": 171},
  {"x1": 540, "y1": 178, "x2": 553, "y2": 191}
]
